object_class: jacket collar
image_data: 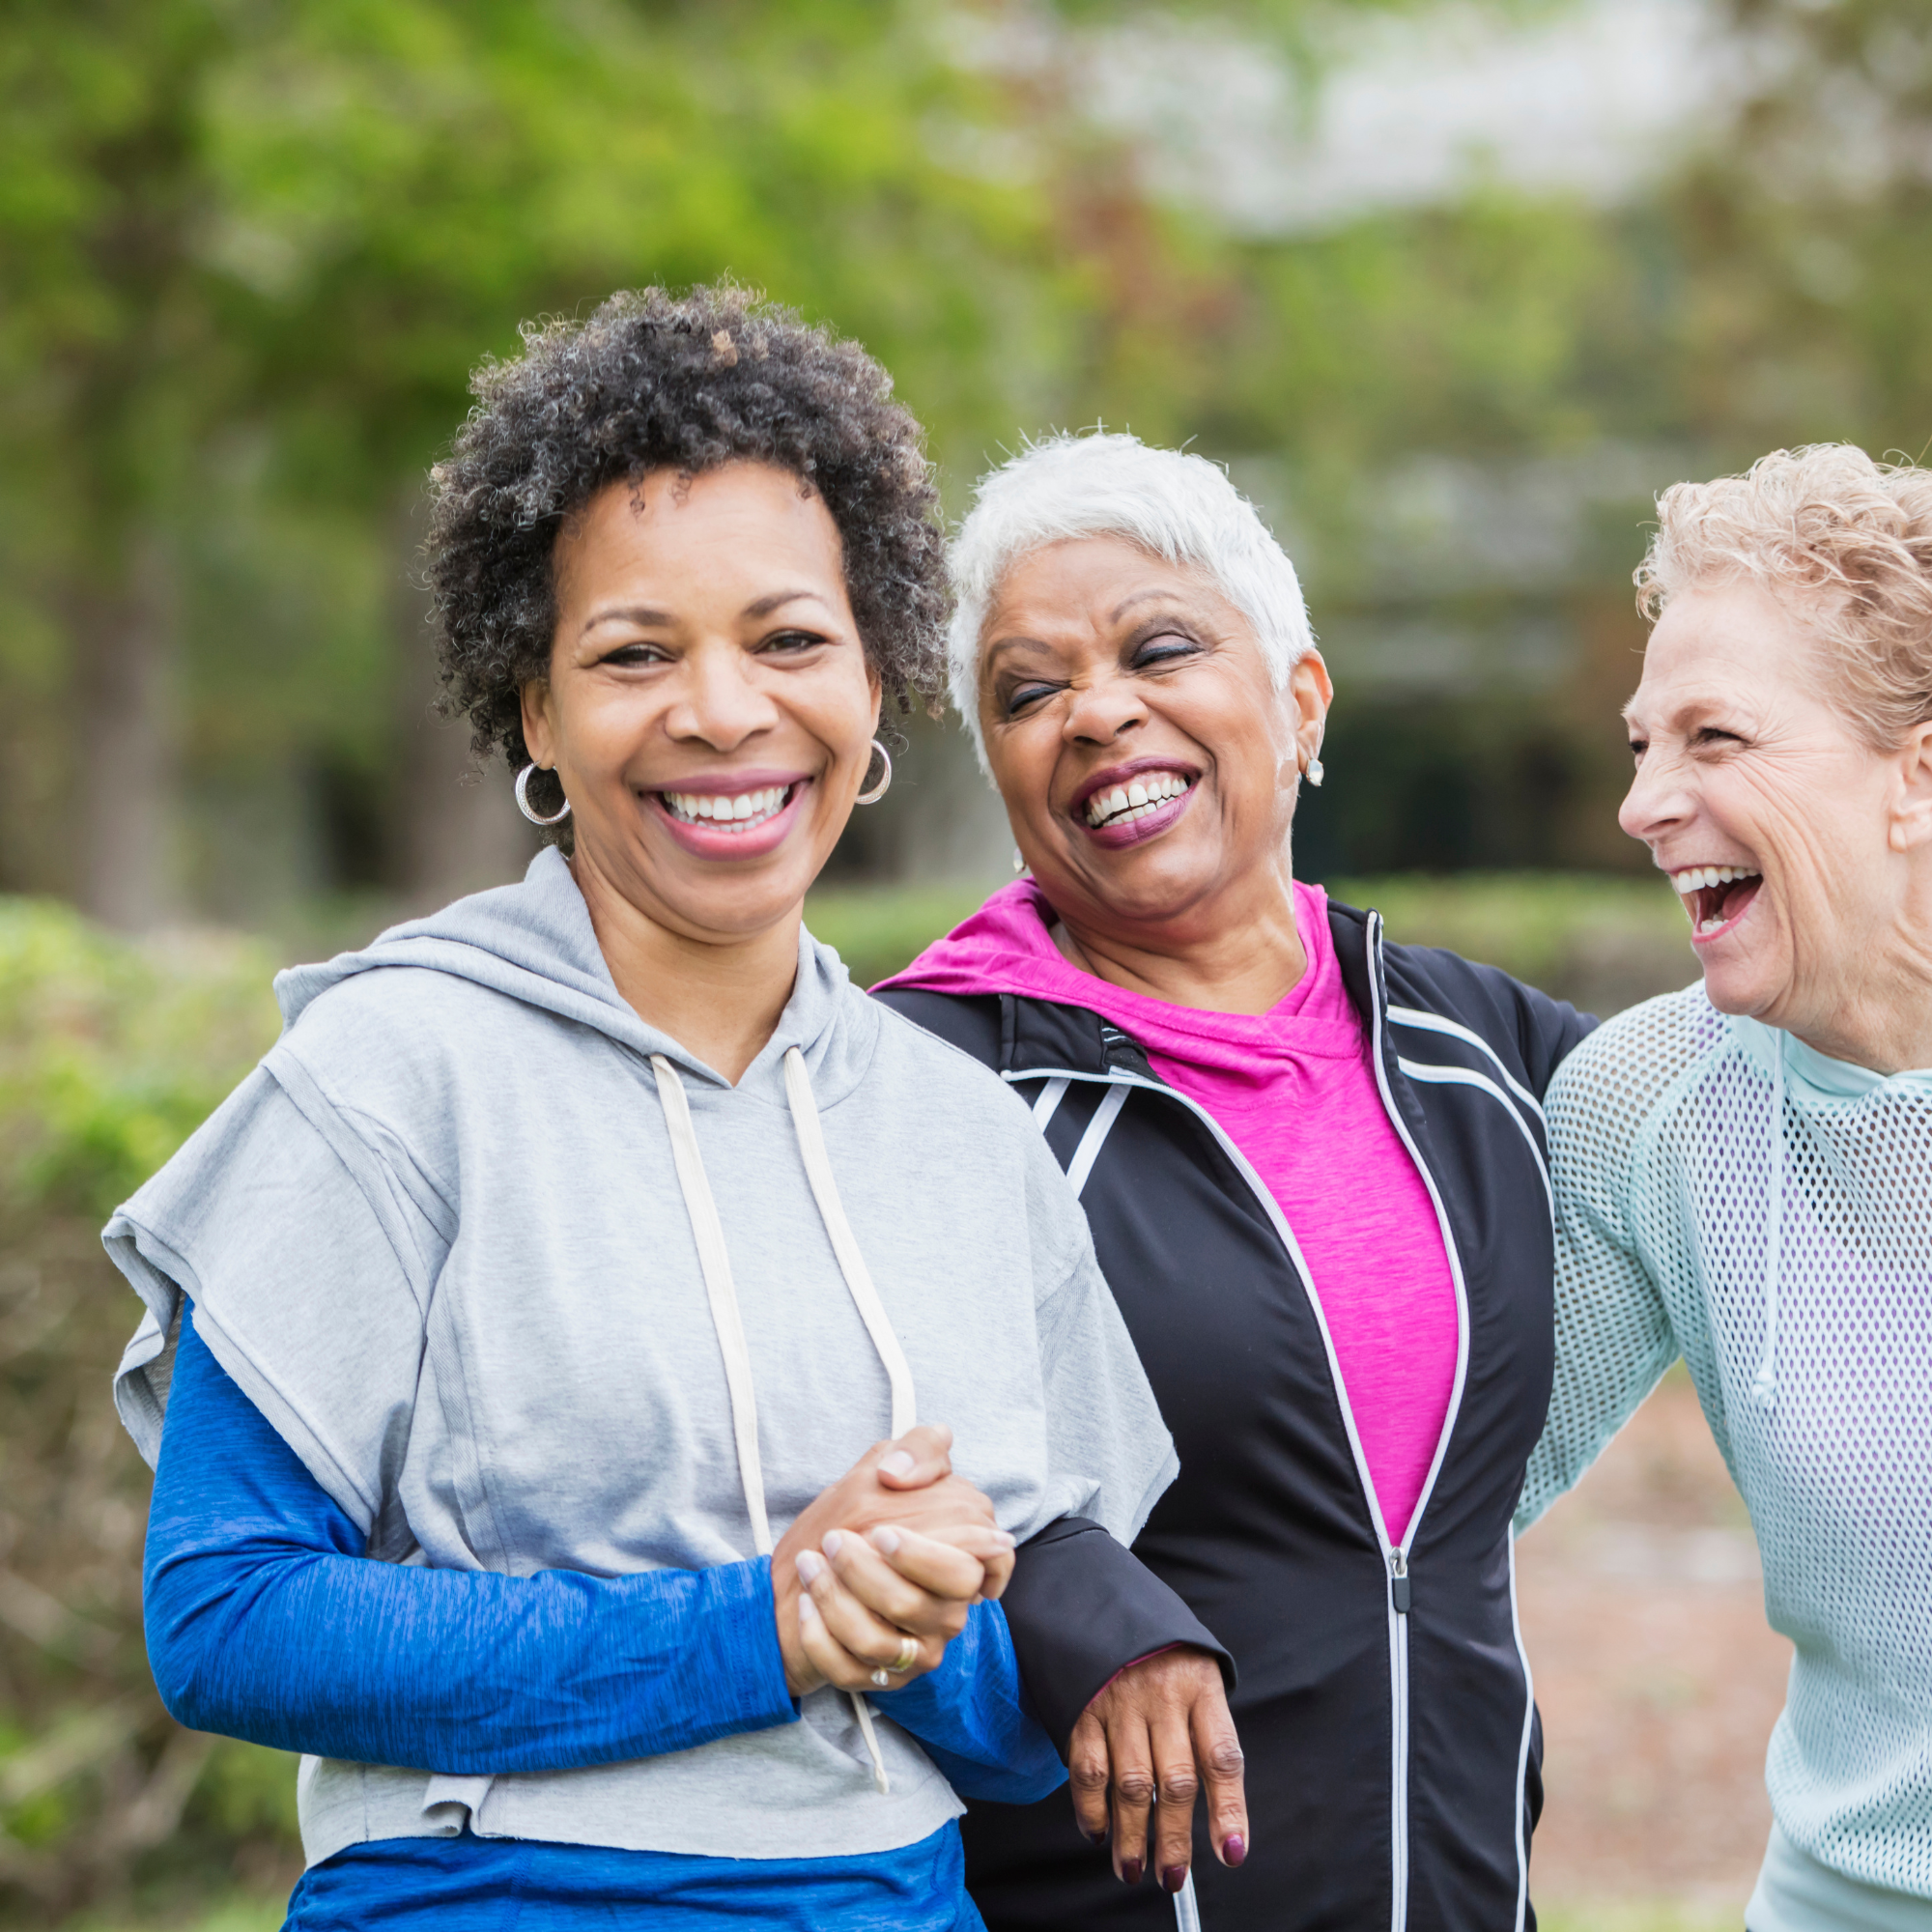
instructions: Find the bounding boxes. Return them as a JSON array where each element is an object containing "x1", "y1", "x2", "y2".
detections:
[{"x1": 996, "y1": 898, "x2": 1382, "y2": 1077}]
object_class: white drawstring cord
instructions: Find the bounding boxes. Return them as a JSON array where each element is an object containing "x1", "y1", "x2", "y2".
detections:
[
  {"x1": 782, "y1": 1048, "x2": 917, "y2": 1440},
  {"x1": 651, "y1": 1057, "x2": 774, "y2": 1553},
  {"x1": 1750, "y1": 1032, "x2": 1786, "y2": 1410},
  {"x1": 650, "y1": 1050, "x2": 917, "y2": 1794}
]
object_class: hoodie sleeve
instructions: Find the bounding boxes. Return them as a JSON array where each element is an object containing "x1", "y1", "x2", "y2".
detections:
[
  {"x1": 145, "y1": 1310, "x2": 797, "y2": 1771},
  {"x1": 107, "y1": 1061, "x2": 436, "y2": 1554}
]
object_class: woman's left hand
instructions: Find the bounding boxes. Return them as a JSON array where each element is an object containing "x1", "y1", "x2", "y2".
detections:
[{"x1": 1068, "y1": 1647, "x2": 1248, "y2": 1892}]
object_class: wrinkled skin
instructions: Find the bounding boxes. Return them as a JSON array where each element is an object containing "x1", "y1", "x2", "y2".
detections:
[{"x1": 1622, "y1": 578, "x2": 1932, "y2": 1074}]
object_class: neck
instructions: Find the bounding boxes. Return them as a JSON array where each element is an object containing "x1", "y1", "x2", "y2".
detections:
[
  {"x1": 1789, "y1": 935, "x2": 1932, "y2": 1077},
  {"x1": 1053, "y1": 864, "x2": 1308, "y2": 1017},
  {"x1": 571, "y1": 849, "x2": 801, "y2": 1084}
]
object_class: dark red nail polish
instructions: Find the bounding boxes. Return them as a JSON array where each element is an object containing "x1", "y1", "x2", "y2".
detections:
[
  {"x1": 1162, "y1": 1866, "x2": 1188, "y2": 1893},
  {"x1": 1083, "y1": 1826, "x2": 1108, "y2": 1846},
  {"x1": 1223, "y1": 1833, "x2": 1247, "y2": 1868},
  {"x1": 1121, "y1": 1858, "x2": 1144, "y2": 1886}
]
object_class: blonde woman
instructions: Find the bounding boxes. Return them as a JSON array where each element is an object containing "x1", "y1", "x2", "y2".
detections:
[{"x1": 1520, "y1": 446, "x2": 1932, "y2": 1931}]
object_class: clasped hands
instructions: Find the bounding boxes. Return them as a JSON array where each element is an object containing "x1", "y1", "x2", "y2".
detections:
[
  {"x1": 773, "y1": 1425, "x2": 1248, "y2": 1895},
  {"x1": 772, "y1": 1424, "x2": 1015, "y2": 1698}
]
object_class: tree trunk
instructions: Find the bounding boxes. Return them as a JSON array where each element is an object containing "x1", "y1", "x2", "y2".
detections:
[
  {"x1": 388, "y1": 493, "x2": 536, "y2": 909},
  {"x1": 69, "y1": 535, "x2": 180, "y2": 930}
]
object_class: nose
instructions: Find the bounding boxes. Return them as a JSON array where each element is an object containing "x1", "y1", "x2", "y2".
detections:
[
  {"x1": 1062, "y1": 667, "x2": 1147, "y2": 748},
  {"x1": 1618, "y1": 746, "x2": 1694, "y2": 849},
  {"x1": 665, "y1": 638, "x2": 781, "y2": 753}
]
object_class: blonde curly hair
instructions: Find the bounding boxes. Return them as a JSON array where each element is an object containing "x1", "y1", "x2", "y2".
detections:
[{"x1": 1636, "y1": 444, "x2": 1932, "y2": 752}]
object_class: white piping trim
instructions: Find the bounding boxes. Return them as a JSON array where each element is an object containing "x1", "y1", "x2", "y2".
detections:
[
  {"x1": 1174, "y1": 1869, "x2": 1204, "y2": 1932},
  {"x1": 1395, "y1": 1059, "x2": 1553, "y2": 1223},
  {"x1": 1365, "y1": 917, "x2": 1474, "y2": 1932},
  {"x1": 1004, "y1": 1066, "x2": 1398, "y2": 1555},
  {"x1": 1506, "y1": 1527, "x2": 1534, "y2": 1932},
  {"x1": 1032, "y1": 1075, "x2": 1070, "y2": 1132},
  {"x1": 1065, "y1": 1083, "x2": 1130, "y2": 1199},
  {"x1": 1387, "y1": 1006, "x2": 1546, "y2": 1123}
]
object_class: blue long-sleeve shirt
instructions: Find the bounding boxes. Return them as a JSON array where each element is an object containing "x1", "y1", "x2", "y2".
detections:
[{"x1": 145, "y1": 1311, "x2": 1064, "y2": 1927}]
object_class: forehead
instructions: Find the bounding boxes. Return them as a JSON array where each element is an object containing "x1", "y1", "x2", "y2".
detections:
[
  {"x1": 1628, "y1": 577, "x2": 1824, "y2": 720},
  {"x1": 982, "y1": 535, "x2": 1240, "y2": 640},
  {"x1": 554, "y1": 464, "x2": 843, "y2": 598}
]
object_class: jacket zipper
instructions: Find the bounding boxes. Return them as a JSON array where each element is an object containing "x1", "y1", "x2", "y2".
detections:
[{"x1": 1362, "y1": 912, "x2": 1475, "y2": 1932}]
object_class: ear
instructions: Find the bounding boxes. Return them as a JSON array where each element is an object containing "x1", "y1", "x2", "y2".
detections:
[
  {"x1": 1889, "y1": 722, "x2": 1932, "y2": 853},
  {"x1": 521, "y1": 676, "x2": 557, "y2": 771},
  {"x1": 1290, "y1": 649, "x2": 1335, "y2": 767}
]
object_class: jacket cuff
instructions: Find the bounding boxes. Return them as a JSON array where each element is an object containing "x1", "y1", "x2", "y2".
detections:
[{"x1": 1000, "y1": 1518, "x2": 1235, "y2": 1758}]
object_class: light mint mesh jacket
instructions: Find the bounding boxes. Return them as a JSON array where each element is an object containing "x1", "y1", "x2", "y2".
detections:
[{"x1": 1518, "y1": 984, "x2": 1932, "y2": 1925}]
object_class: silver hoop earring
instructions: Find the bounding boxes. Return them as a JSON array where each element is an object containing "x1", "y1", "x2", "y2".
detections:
[
  {"x1": 515, "y1": 762, "x2": 573, "y2": 826},
  {"x1": 1304, "y1": 756, "x2": 1325, "y2": 789},
  {"x1": 855, "y1": 740, "x2": 893, "y2": 806}
]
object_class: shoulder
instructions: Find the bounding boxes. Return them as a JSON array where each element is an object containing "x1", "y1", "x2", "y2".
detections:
[
  {"x1": 868, "y1": 986, "x2": 1004, "y2": 1067},
  {"x1": 865, "y1": 989, "x2": 1023, "y2": 1115},
  {"x1": 1547, "y1": 982, "x2": 1727, "y2": 1187},
  {"x1": 1372, "y1": 927, "x2": 1597, "y2": 1094}
]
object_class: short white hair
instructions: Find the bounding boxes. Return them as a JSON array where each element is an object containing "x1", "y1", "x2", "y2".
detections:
[{"x1": 947, "y1": 432, "x2": 1317, "y2": 770}]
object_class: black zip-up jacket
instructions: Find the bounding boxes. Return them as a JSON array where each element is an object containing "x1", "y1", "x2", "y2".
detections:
[{"x1": 877, "y1": 899, "x2": 1594, "y2": 1932}]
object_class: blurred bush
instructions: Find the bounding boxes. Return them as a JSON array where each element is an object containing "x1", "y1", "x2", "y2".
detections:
[{"x1": 0, "y1": 902, "x2": 294, "y2": 1923}]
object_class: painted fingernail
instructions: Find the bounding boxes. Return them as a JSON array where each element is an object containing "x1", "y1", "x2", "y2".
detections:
[
  {"x1": 821, "y1": 1530, "x2": 844, "y2": 1559},
  {"x1": 1082, "y1": 1825, "x2": 1107, "y2": 1846},
  {"x1": 1222, "y1": 1834, "x2": 1246, "y2": 1868},
  {"x1": 867, "y1": 1526, "x2": 901, "y2": 1556},
  {"x1": 881, "y1": 1451, "x2": 916, "y2": 1478},
  {"x1": 795, "y1": 1550, "x2": 825, "y2": 1584},
  {"x1": 1162, "y1": 1866, "x2": 1188, "y2": 1893},
  {"x1": 1121, "y1": 1858, "x2": 1143, "y2": 1887}
]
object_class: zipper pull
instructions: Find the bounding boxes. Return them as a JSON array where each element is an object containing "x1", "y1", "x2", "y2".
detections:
[{"x1": 1389, "y1": 1548, "x2": 1411, "y2": 1615}]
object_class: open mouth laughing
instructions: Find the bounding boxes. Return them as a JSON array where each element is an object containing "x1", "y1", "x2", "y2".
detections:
[
  {"x1": 1071, "y1": 762, "x2": 1202, "y2": 848},
  {"x1": 660, "y1": 783, "x2": 795, "y2": 832},
  {"x1": 1669, "y1": 863, "x2": 1763, "y2": 940}
]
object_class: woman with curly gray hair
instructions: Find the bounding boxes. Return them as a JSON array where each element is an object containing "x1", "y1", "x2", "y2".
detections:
[{"x1": 101, "y1": 290, "x2": 1177, "y2": 1930}]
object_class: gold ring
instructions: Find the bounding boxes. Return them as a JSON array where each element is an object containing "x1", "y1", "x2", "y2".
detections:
[{"x1": 891, "y1": 1635, "x2": 920, "y2": 1675}]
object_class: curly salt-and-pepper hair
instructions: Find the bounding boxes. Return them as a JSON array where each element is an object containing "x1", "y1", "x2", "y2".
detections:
[
  {"x1": 424, "y1": 286, "x2": 948, "y2": 824},
  {"x1": 1637, "y1": 444, "x2": 1932, "y2": 753}
]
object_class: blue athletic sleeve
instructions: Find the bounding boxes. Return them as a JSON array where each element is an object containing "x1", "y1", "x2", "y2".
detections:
[
  {"x1": 873, "y1": 1602, "x2": 1067, "y2": 1804},
  {"x1": 143, "y1": 1310, "x2": 799, "y2": 1773}
]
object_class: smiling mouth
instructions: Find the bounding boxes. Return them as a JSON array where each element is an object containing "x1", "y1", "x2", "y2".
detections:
[
  {"x1": 1082, "y1": 772, "x2": 1196, "y2": 830},
  {"x1": 1669, "y1": 863, "x2": 1763, "y2": 937},
  {"x1": 657, "y1": 783, "x2": 797, "y2": 832}
]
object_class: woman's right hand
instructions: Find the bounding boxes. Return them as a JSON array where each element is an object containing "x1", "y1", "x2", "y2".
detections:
[{"x1": 773, "y1": 1425, "x2": 1016, "y2": 1697}]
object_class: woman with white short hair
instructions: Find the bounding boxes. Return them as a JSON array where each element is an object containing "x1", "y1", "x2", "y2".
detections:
[
  {"x1": 1520, "y1": 445, "x2": 1932, "y2": 1932},
  {"x1": 878, "y1": 433, "x2": 1594, "y2": 1929}
]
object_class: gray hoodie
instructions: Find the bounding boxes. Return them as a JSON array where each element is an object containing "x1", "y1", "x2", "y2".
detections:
[{"x1": 107, "y1": 850, "x2": 1175, "y2": 1867}]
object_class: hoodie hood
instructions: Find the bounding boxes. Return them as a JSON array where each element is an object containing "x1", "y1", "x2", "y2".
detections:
[{"x1": 278, "y1": 846, "x2": 870, "y2": 1107}]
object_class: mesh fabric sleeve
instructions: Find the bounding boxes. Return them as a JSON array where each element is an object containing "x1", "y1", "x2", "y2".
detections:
[
  {"x1": 144, "y1": 1310, "x2": 799, "y2": 1771},
  {"x1": 1515, "y1": 1011, "x2": 1683, "y2": 1533}
]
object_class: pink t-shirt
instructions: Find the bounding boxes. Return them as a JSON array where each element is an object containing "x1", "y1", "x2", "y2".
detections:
[{"x1": 879, "y1": 879, "x2": 1459, "y2": 1544}]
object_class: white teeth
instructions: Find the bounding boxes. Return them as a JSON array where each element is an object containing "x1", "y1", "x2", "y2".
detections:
[
  {"x1": 1084, "y1": 772, "x2": 1193, "y2": 827},
  {"x1": 1668, "y1": 863, "x2": 1760, "y2": 893},
  {"x1": 663, "y1": 785, "x2": 790, "y2": 828}
]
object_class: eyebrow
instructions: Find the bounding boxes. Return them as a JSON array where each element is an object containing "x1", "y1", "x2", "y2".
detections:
[
  {"x1": 1109, "y1": 586, "x2": 1185, "y2": 623},
  {"x1": 579, "y1": 588, "x2": 830, "y2": 639}
]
